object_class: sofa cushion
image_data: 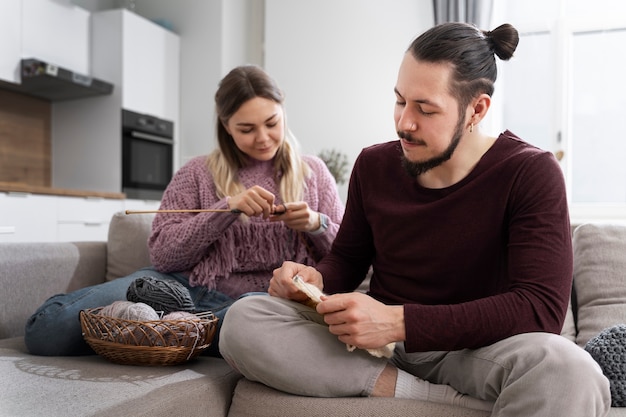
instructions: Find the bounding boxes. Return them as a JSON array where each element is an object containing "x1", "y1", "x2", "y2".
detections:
[
  {"x1": 227, "y1": 379, "x2": 490, "y2": 417},
  {"x1": 573, "y1": 223, "x2": 626, "y2": 347},
  {"x1": 106, "y1": 212, "x2": 155, "y2": 281},
  {"x1": 0, "y1": 241, "x2": 106, "y2": 339},
  {"x1": 0, "y1": 337, "x2": 241, "y2": 417}
]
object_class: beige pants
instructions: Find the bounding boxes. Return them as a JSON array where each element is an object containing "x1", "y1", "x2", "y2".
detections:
[{"x1": 219, "y1": 295, "x2": 610, "y2": 417}]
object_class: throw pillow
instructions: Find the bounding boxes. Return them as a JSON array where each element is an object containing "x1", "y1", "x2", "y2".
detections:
[
  {"x1": 106, "y1": 211, "x2": 155, "y2": 281},
  {"x1": 573, "y1": 223, "x2": 626, "y2": 347},
  {"x1": 585, "y1": 323, "x2": 626, "y2": 407}
]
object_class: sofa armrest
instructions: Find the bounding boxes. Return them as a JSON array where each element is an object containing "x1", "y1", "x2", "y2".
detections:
[{"x1": 0, "y1": 241, "x2": 107, "y2": 339}]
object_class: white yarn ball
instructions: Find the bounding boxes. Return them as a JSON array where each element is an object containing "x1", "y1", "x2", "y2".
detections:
[{"x1": 98, "y1": 300, "x2": 159, "y2": 321}]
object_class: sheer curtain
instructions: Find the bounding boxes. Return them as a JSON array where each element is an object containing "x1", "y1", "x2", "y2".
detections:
[{"x1": 432, "y1": 0, "x2": 493, "y2": 28}]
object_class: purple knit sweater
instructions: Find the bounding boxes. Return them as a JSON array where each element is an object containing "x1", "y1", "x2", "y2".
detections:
[{"x1": 148, "y1": 155, "x2": 344, "y2": 297}]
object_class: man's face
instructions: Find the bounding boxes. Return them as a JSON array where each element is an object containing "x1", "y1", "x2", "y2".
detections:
[{"x1": 393, "y1": 54, "x2": 465, "y2": 177}]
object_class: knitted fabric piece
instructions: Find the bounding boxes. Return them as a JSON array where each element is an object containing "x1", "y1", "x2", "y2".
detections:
[
  {"x1": 585, "y1": 324, "x2": 626, "y2": 406},
  {"x1": 127, "y1": 276, "x2": 195, "y2": 315}
]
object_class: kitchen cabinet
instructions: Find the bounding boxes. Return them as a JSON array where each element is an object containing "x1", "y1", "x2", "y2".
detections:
[
  {"x1": 124, "y1": 199, "x2": 162, "y2": 213},
  {"x1": 56, "y1": 196, "x2": 124, "y2": 242},
  {"x1": 92, "y1": 9, "x2": 180, "y2": 121},
  {"x1": 0, "y1": 0, "x2": 90, "y2": 85},
  {"x1": 21, "y1": 0, "x2": 90, "y2": 76},
  {"x1": 0, "y1": 193, "x2": 59, "y2": 242},
  {"x1": 0, "y1": 193, "x2": 130, "y2": 243},
  {"x1": 0, "y1": 0, "x2": 22, "y2": 84},
  {"x1": 0, "y1": 193, "x2": 165, "y2": 243},
  {"x1": 51, "y1": 8, "x2": 180, "y2": 195}
]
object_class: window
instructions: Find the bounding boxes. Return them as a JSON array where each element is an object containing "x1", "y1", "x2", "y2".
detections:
[{"x1": 494, "y1": 0, "x2": 626, "y2": 223}]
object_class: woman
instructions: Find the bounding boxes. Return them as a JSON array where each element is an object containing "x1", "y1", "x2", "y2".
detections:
[{"x1": 24, "y1": 65, "x2": 344, "y2": 357}]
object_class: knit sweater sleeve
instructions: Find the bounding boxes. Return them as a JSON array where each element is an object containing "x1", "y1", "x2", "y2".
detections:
[
  {"x1": 300, "y1": 155, "x2": 345, "y2": 257},
  {"x1": 148, "y1": 156, "x2": 240, "y2": 273}
]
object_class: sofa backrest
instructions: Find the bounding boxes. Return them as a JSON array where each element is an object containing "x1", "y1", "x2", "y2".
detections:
[
  {"x1": 106, "y1": 211, "x2": 155, "y2": 282},
  {"x1": 0, "y1": 241, "x2": 106, "y2": 339},
  {"x1": 571, "y1": 223, "x2": 626, "y2": 347}
]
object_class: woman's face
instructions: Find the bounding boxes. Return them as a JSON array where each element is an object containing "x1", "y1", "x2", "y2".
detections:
[{"x1": 224, "y1": 97, "x2": 285, "y2": 161}]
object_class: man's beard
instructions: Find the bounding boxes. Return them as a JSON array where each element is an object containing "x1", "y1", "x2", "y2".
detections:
[{"x1": 399, "y1": 116, "x2": 465, "y2": 178}]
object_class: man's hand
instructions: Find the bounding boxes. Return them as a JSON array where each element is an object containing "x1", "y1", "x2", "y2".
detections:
[
  {"x1": 317, "y1": 292, "x2": 405, "y2": 350},
  {"x1": 269, "y1": 261, "x2": 323, "y2": 302}
]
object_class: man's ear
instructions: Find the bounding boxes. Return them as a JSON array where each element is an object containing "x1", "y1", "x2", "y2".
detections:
[{"x1": 470, "y1": 94, "x2": 491, "y2": 124}]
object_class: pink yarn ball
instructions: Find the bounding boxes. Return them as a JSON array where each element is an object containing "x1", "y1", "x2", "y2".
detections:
[
  {"x1": 161, "y1": 311, "x2": 206, "y2": 346},
  {"x1": 98, "y1": 300, "x2": 159, "y2": 321},
  {"x1": 162, "y1": 311, "x2": 198, "y2": 321}
]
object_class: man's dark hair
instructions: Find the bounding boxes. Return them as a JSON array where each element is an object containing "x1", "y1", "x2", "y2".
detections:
[{"x1": 407, "y1": 22, "x2": 519, "y2": 111}]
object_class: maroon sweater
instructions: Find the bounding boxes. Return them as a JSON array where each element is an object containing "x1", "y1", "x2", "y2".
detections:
[{"x1": 318, "y1": 131, "x2": 573, "y2": 353}]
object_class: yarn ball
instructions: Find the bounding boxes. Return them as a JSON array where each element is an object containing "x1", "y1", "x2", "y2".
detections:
[
  {"x1": 126, "y1": 276, "x2": 195, "y2": 315},
  {"x1": 98, "y1": 300, "x2": 160, "y2": 321},
  {"x1": 162, "y1": 311, "x2": 199, "y2": 321},
  {"x1": 159, "y1": 311, "x2": 206, "y2": 347},
  {"x1": 585, "y1": 323, "x2": 626, "y2": 407}
]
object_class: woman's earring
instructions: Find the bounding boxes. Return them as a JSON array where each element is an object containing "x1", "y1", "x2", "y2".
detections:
[{"x1": 469, "y1": 123, "x2": 474, "y2": 133}]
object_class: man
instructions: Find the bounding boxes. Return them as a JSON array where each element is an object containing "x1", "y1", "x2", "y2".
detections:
[{"x1": 219, "y1": 22, "x2": 610, "y2": 416}]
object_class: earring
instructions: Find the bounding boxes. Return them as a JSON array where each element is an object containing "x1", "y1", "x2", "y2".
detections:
[{"x1": 469, "y1": 123, "x2": 474, "y2": 133}]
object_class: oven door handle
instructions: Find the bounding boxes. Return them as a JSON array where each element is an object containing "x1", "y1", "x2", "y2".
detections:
[{"x1": 130, "y1": 131, "x2": 174, "y2": 144}]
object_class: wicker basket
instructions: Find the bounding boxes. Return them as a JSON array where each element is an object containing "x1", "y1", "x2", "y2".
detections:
[{"x1": 79, "y1": 307, "x2": 218, "y2": 366}]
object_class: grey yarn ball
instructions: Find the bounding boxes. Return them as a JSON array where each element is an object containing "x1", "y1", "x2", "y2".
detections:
[
  {"x1": 585, "y1": 324, "x2": 626, "y2": 407},
  {"x1": 126, "y1": 276, "x2": 195, "y2": 315}
]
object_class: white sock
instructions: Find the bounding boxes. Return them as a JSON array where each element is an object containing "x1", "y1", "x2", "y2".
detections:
[{"x1": 394, "y1": 369, "x2": 493, "y2": 411}]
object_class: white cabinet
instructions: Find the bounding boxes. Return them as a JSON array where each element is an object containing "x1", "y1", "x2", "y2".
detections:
[
  {"x1": 92, "y1": 9, "x2": 180, "y2": 121},
  {"x1": 0, "y1": 193, "x2": 128, "y2": 243},
  {"x1": 0, "y1": 193, "x2": 58, "y2": 242},
  {"x1": 0, "y1": 0, "x2": 22, "y2": 83},
  {"x1": 0, "y1": 0, "x2": 90, "y2": 84},
  {"x1": 21, "y1": 0, "x2": 90, "y2": 75},
  {"x1": 56, "y1": 196, "x2": 124, "y2": 242},
  {"x1": 124, "y1": 199, "x2": 162, "y2": 213}
]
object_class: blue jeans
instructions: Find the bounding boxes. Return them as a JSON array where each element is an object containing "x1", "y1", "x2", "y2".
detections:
[{"x1": 24, "y1": 267, "x2": 256, "y2": 357}]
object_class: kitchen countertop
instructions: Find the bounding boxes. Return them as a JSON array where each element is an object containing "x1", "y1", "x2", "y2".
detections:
[{"x1": 0, "y1": 182, "x2": 126, "y2": 199}]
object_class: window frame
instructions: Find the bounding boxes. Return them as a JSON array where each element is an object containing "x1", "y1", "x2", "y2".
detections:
[{"x1": 494, "y1": 2, "x2": 626, "y2": 225}]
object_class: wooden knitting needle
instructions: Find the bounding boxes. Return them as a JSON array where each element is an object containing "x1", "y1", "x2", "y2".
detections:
[
  {"x1": 125, "y1": 209, "x2": 242, "y2": 215},
  {"x1": 125, "y1": 205, "x2": 287, "y2": 215}
]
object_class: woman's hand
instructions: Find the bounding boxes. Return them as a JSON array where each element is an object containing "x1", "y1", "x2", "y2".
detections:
[
  {"x1": 270, "y1": 201, "x2": 321, "y2": 232},
  {"x1": 317, "y1": 292, "x2": 406, "y2": 350},
  {"x1": 269, "y1": 261, "x2": 323, "y2": 302},
  {"x1": 228, "y1": 185, "x2": 278, "y2": 219}
]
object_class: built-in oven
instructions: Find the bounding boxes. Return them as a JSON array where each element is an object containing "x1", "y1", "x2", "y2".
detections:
[{"x1": 122, "y1": 109, "x2": 174, "y2": 200}]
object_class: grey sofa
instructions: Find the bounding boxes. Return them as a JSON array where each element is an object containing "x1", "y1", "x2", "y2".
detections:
[{"x1": 1, "y1": 212, "x2": 626, "y2": 416}]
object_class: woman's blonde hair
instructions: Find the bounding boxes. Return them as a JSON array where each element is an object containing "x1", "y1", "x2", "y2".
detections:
[{"x1": 208, "y1": 65, "x2": 309, "y2": 203}]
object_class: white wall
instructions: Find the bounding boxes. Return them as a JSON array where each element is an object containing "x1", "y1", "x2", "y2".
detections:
[
  {"x1": 74, "y1": 0, "x2": 434, "y2": 201},
  {"x1": 128, "y1": 0, "x2": 265, "y2": 165},
  {"x1": 264, "y1": 0, "x2": 433, "y2": 199}
]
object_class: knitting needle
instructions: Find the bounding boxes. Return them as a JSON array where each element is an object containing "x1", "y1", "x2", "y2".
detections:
[
  {"x1": 125, "y1": 205, "x2": 287, "y2": 215},
  {"x1": 125, "y1": 209, "x2": 242, "y2": 215}
]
